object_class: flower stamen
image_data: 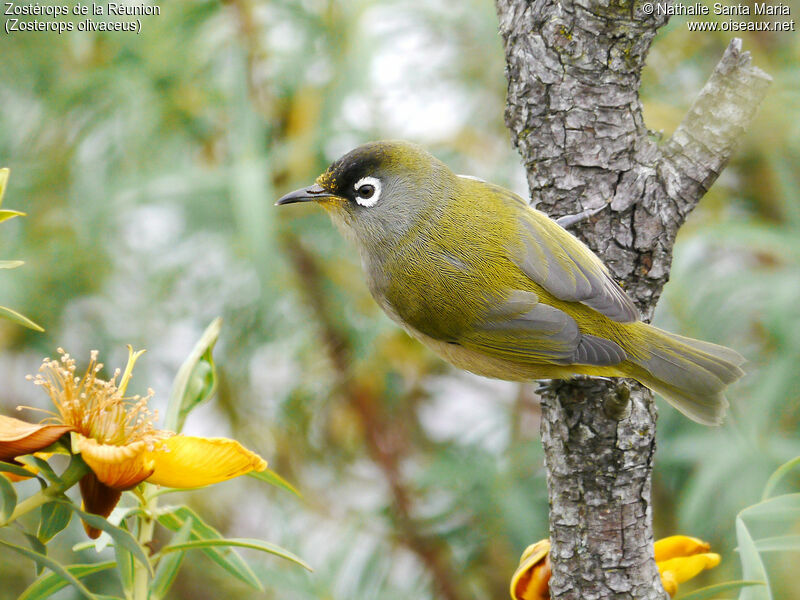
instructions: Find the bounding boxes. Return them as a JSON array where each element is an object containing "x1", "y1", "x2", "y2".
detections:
[{"x1": 27, "y1": 348, "x2": 167, "y2": 449}]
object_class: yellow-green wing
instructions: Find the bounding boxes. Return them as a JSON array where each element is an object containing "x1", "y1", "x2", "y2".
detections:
[
  {"x1": 489, "y1": 185, "x2": 639, "y2": 323},
  {"x1": 457, "y1": 290, "x2": 626, "y2": 367}
]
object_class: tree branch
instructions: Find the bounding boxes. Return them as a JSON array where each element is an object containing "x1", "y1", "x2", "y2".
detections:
[
  {"x1": 660, "y1": 38, "x2": 772, "y2": 214},
  {"x1": 495, "y1": 0, "x2": 770, "y2": 596}
]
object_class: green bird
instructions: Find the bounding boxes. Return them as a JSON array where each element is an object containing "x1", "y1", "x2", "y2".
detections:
[{"x1": 277, "y1": 141, "x2": 744, "y2": 425}]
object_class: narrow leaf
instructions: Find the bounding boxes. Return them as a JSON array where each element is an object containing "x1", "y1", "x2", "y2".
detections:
[
  {"x1": 0, "y1": 460, "x2": 39, "y2": 478},
  {"x1": 113, "y1": 520, "x2": 134, "y2": 594},
  {"x1": 160, "y1": 538, "x2": 312, "y2": 571},
  {"x1": 0, "y1": 167, "x2": 8, "y2": 206},
  {"x1": 150, "y1": 517, "x2": 193, "y2": 600},
  {"x1": 157, "y1": 505, "x2": 262, "y2": 590},
  {"x1": 58, "y1": 501, "x2": 153, "y2": 574},
  {"x1": 247, "y1": 468, "x2": 302, "y2": 497},
  {"x1": 0, "y1": 471, "x2": 18, "y2": 522},
  {"x1": 0, "y1": 208, "x2": 26, "y2": 223},
  {"x1": 24, "y1": 534, "x2": 46, "y2": 553},
  {"x1": 752, "y1": 535, "x2": 800, "y2": 552},
  {"x1": 0, "y1": 305, "x2": 44, "y2": 332},
  {"x1": 164, "y1": 318, "x2": 222, "y2": 433},
  {"x1": 38, "y1": 501, "x2": 72, "y2": 542},
  {"x1": 676, "y1": 581, "x2": 765, "y2": 600},
  {"x1": 18, "y1": 561, "x2": 115, "y2": 600},
  {"x1": 0, "y1": 538, "x2": 97, "y2": 600},
  {"x1": 0, "y1": 260, "x2": 24, "y2": 269},
  {"x1": 762, "y1": 456, "x2": 800, "y2": 500},
  {"x1": 735, "y1": 517, "x2": 770, "y2": 600},
  {"x1": 740, "y1": 493, "x2": 800, "y2": 521},
  {"x1": 72, "y1": 541, "x2": 96, "y2": 552},
  {"x1": 17, "y1": 455, "x2": 61, "y2": 484},
  {"x1": 678, "y1": 581, "x2": 764, "y2": 600},
  {"x1": 72, "y1": 506, "x2": 142, "y2": 555},
  {"x1": 24, "y1": 534, "x2": 48, "y2": 575}
]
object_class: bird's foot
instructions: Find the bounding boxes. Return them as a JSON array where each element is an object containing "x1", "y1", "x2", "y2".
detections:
[{"x1": 604, "y1": 382, "x2": 632, "y2": 420}]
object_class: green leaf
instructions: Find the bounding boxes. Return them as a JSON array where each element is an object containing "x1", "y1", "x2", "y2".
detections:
[
  {"x1": 0, "y1": 305, "x2": 45, "y2": 332},
  {"x1": 24, "y1": 534, "x2": 48, "y2": 576},
  {"x1": 762, "y1": 456, "x2": 800, "y2": 500},
  {"x1": 150, "y1": 517, "x2": 193, "y2": 600},
  {"x1": 160, "y1": 537, "x2": 312, "y2": 571},
  {"x1": 17, "y1": 455, "x2": 62, "y2": 485},
  {"x1": 164, "y1": 318, "x2": 222, "y2": 433},
  {"x1": 739, "y1": 493, "x2": 800, "y2": 521},
  {"x1": 38, "y1": 501, "x2": 72, "y2": 542},
  {"x1": 0, "y1": 538, "x2": 97, "y2": 600},
  {"x1": 113, "y1": 519, "x2": 134, "y2": 594},
  {"x1": 0, "y1": 460, "x2": 38, "y2": 478},
  {"x1": 752, "y1": 535, "x2": 800, "y2": 552},
  {"x1": 0, "y1": 260, "x2": 24, "y2": 269},
  {"x1": 0, "y1": 471, "x2": 18, "y2": 522},
  {"x1": 18, "y1": 561, "x2": 115, "y2": 600},
  {"x1": 72, "y1": 506, "x2": 142, "y2": 554},
  {"x1": 247, "y1": 468, "x2": 302, "y2": 497},
  {"x1": 735, "y1": 517, "x2": 771, "y2": 600},
  {"x1": 0, "y1": 208, "x2": 25, "y2": 223},
  {"x1": 0, "y1": 167, "x2": 8, "y2": 206},
  {"x1": 157, "y1": 505, "x2": 262, "y2": 590},
  {"x1": 58, "y1": 501, "x2": 153, "y2": 575},
  {"x1": 676, "y1": 581, "x2": 765, "y2": 600}
]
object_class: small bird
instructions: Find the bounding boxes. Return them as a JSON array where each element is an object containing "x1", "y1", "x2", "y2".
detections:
[{"x1": 277, "y1": 141, "x2": 744, "y2": 425}]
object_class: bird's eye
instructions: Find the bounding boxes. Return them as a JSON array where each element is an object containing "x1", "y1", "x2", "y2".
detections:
[
  {"x1": 353, "y1": 176, "x2": 381, "y2": 208},
  {"x1": 357, "y1": 184, "x2": 375, "y2": 199}
]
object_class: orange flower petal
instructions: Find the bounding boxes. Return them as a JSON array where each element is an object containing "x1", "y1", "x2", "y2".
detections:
[
  {"x1": 145, "y1": 435, "x2": 267, "y2": 488},
  {"x1": 0, "y1": 415, "x2": 72, "y2": 462},
  {"x1": 73, "y1": 434, "x2": 154, "y2": 490},
  {"x1": 78, "y1": 471, "x2": 122, "y2": 539},
  {"x1": 654, "y1": 535, "x2": 711, "y2": 562},
  {"x1": 511, "y1": 539, "x2": 552, "y2": 600}
]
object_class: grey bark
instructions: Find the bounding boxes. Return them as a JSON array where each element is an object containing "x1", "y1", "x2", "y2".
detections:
[{"x1": 494, "y1": 1, "x2": 771, "y2": 598}]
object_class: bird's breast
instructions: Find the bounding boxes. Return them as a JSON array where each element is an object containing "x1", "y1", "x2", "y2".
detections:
[{"x1": 362, "y1": 235, "x2": 509, "y2": 343}]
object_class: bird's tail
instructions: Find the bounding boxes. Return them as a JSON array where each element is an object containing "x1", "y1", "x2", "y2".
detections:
[{"x1": 626, "y1": 325, "x2": 745, "y2": 425}]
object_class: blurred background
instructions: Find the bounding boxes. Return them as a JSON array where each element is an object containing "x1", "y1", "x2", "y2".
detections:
[{"x1": 1, "y1": 1, "x2": 798, "y2": 598}]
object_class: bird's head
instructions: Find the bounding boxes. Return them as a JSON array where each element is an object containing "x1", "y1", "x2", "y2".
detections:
[{"x1": 276, "y1": 140, "x2": 452, "y2": 248}]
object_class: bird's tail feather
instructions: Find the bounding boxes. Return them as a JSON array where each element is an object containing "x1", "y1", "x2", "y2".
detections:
[{"x1": 628, "y1": 326, "x2": 745, "y2": 425}]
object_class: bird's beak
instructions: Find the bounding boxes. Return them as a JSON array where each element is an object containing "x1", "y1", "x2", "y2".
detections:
[{"x1": 275, "y1": 183, "x2": 337, "y2": 206}]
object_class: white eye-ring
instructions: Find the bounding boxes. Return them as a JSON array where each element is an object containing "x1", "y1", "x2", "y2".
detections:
[{"x1": 353, "y1": 176, "x2": 381, "y2": 208}]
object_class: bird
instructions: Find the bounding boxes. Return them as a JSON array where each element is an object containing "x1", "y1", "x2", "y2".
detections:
[{"x1": 276, "y1": 140, "x2": 745, "y2": 425}]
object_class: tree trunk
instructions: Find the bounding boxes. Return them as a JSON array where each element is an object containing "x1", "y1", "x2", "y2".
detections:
[{"x1": 494, "y1": 1, "x2": 771, "y2": 597}]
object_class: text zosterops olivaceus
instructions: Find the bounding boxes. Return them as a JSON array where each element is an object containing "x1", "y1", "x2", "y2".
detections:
[{"x1": 277, "y1": 141, "x2": 744, "y2": 425}]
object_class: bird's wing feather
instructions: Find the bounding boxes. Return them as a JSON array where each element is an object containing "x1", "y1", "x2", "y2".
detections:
[
  {"x1": 458, "y1": 290, "x2": 626, "y2": 366},
  {"x1": 491, "y1": 186, "x2": 639, "y2": 323}
]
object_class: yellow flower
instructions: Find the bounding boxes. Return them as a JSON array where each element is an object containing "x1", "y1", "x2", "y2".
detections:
[
  {"x1": 510, "y1": 540, "x2": 551, "y2": 600},
  {"x1": 511, "y1": 536, "x2": 721, "y2": 599},
  {"x1": 654, "y1": 535, "x2": 722, "y2": 597},
  {"x1": 8, "y1": 347, "x2": 267, "y2": 537}
]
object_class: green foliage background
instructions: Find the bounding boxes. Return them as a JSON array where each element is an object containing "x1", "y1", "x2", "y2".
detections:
[{"x1": 1, "y1": 1, "x2": 798, "y2": 598}]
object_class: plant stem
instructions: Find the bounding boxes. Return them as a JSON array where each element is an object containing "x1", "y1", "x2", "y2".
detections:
[
  {"x1": 132, "y1": 484, "x2": 157, "y2": 600},
  {"x1": 6, "y1": 489, "x2": 50, "y2": 524},
  {"x1": 3, "y1": 454, "x2": 89, "y2": 525}
]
